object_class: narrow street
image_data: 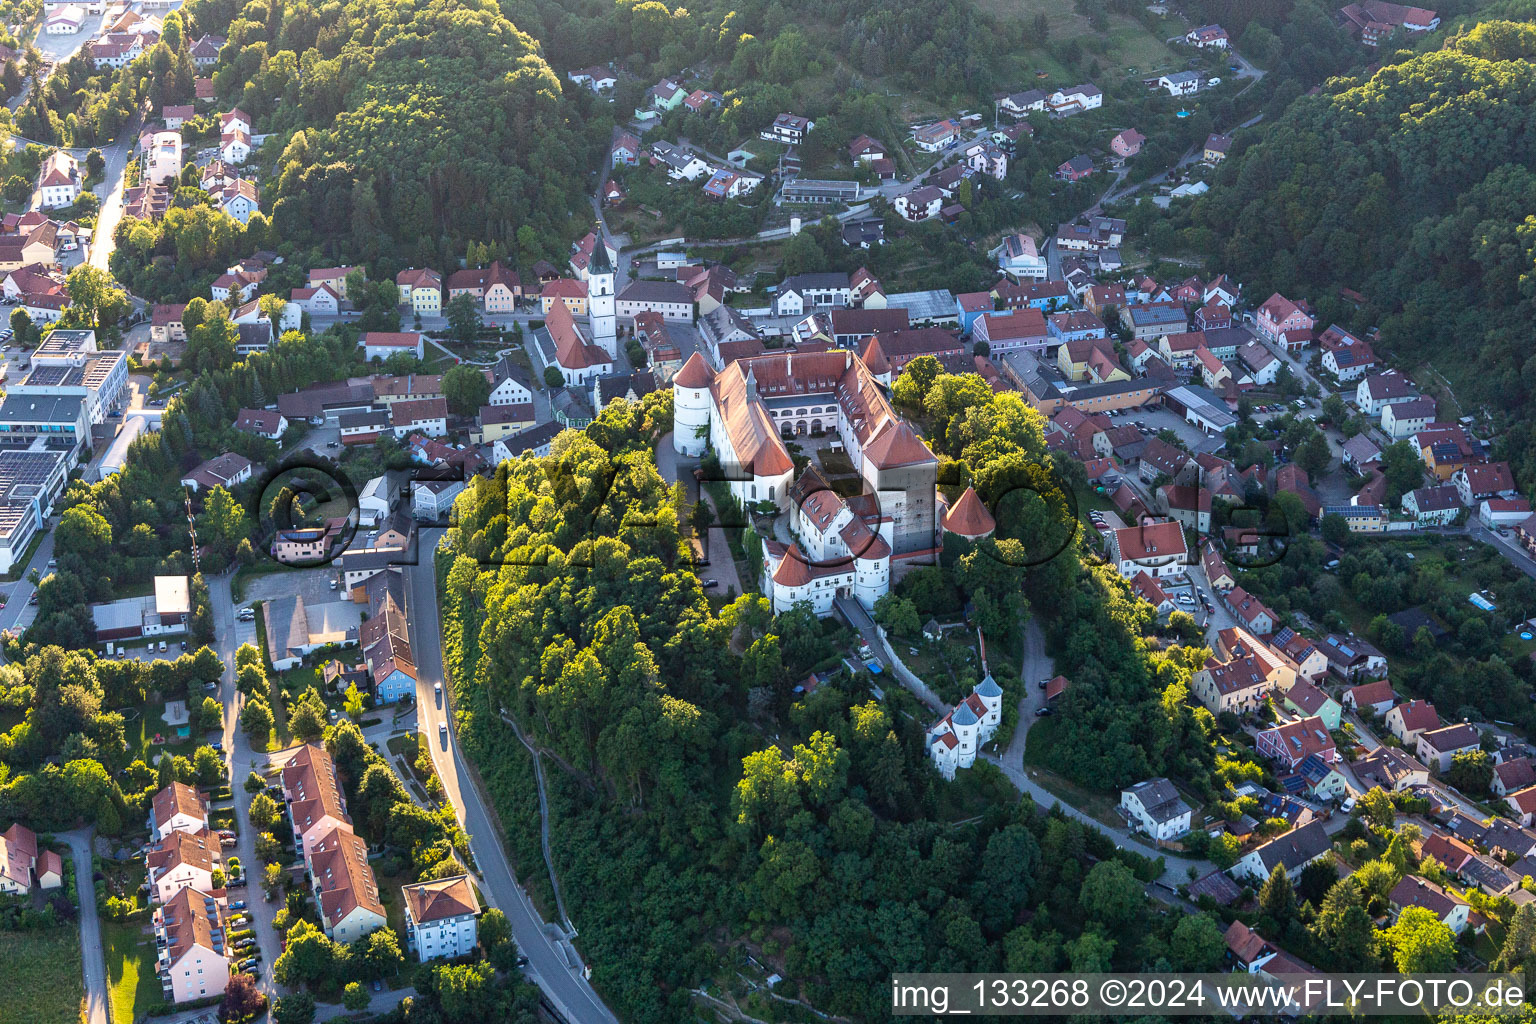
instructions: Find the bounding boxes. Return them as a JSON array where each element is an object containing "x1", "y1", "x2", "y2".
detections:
[
  {"x1": 62, "y1": 828, "x2": 109, "y2": 1024},
  {"x1": 209, "y1": 573, "x2": 286, "y2": 1006}
]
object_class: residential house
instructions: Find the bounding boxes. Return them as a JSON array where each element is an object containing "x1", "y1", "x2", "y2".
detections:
[
  {"x1": 1225, "y1": 586, "x2": 1277, "y2": 635},
  {"x1": 996, "y1": 88, "x2": 1047, "y2": 120},
  {"x1": 894, "y1": 184, "x2": 944, "y2": 222},
  {"x1": 1158, "y1": 70, "x2": 1202, "y2": 96},
  {"x1": 1321, "y1": 633, "x2": 1387, "y2": 680},
  {"x1": 650, "y1": 141, "x2": 710, "y2": 181},
  {"x1": 1120, "y1": 778, "x2": 1192, "y2": 840},
  {"x1": 1186, "y1": 23, "x2": 1230, "y2": 46},
  {"x1": 1256, "y1": 718, "x2": 1338, "y2": 770},
  {"x1": 610, "y1": 132, "x2": 641, "y2": 167},
  {"x1": 179, "y1": 452, "x2": 252, "y2": 492},
  {"x1": 1200, "y1": 542, "x2": 1235, "y2": 591},
  {"x1": 402, "y1": 875, "x2": 480, "y2": 962},
  {"x1": 0, "y1": 824, "x2": 40, "y2": 895},
  {"x1": 150, "y1": 782, "x2": 209, "y2": 840},
  {"x1": 993, "y1": 233, "x2": 1047, "y2": 281},
  {"x1": 1191, "y1": 653, "x2": 1270, "y2": 714},
  {"x1": 1255, "y1": 293, "x2": 1315, "y2": 351},
  {"x1": 153, "y1": 887, "x2": 230, "y2": 1004},
  {"x1": 762, "y1": 113, "x2": 813, "y2": 146},
  {"x1": 848, "y1": 135, "x2": 886, "y2": 162},
  {"x1": 145, "y1": 829, "x2": 219, "y2": 903},
  {"x1": 1389, "y1": 877, "x2": 1469, "y2": 935},
  {"x1": 1238, "y1": 340, "x2": 1280, "y2": 385},
  {"x1": 1383, "y1": 396, "x2": 1436, "y2": 439},
  {"x1": 1111, "y1": 128, "x2": 1146, "y2": 157},
  {"x1": 913, "y1": 119, "x2": 961, "y2": 152},
  {"x1": 541, "y1": 278, "x2": 588, "y2": 316},
  {"x1": 1047, "y1": 83, "x2": 1102, "y2": 115},
  {"x1": 1492, "y1": 758, "x2": 1536, "y2": 798},
  {"x1": 1507, "y1": 787, "x2": 1536, "y2": 826},
  {"x1": 1203, "y1": 133, "x2": 1232, "y2": 163},
  {"x1": 1319, "y1": 325, "x2": 1377, "y2": 380},
  {"x1": 1355, "y1": 746, "x2": 1430, "y2": 792},
  {"x1": 37, "y1": 152, "x2": 80, "y2": 208},
  {"x1": 1234, "y1": 820, "x2": 1332, "y2": 882},
  {"x1": 395, "y1": 268, "x2": 442, "y2": 317},
  {"x1": 1385, "y1": 699, "x2": 1441, "y2": 744},
  {"x1": 974, "y1": 309, "x2": 1049, "y2": 354},
  {"x1": 1416, "y1": 723, "x2": 1482, "y2": 772},
  {"x1": 1056, "y1": 154, "x2": 1094, "y2": 181},
  {"x1": 1454, "y1": 462, "x2": 1517, "y2": 506},
  {"x1": 1339, "y1": 0, "x2": 1440, "y2": 45},
  {"x1": 1403, "y1": 484, "x2": 1461, "y2": 525},
  {"x1": 1223, "y1": 921, "x2": 1277, "y2": 972},
  {"x1": 307, "y1": 825, "x2": 386, "y2": 944},
  {"x1": 1343, "y1": 679, "x2": 1397, "y2": 717},
  {"x1": 1283, "y1": 680, "x2": 1342, "y2": 730},
  {"x1": 1355, "y1": 369, "x2": 1416, "y2": 416}
]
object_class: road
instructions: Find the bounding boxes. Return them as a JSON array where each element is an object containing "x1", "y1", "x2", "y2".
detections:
[
  {"x1": 405, "y1": 528, "x2": 621, "y2": 1024},
  {"x1": 209, "y1": 572, "x2": 287, "y2": 1007},
  {"x1": 0, "y1": 526, "x2": 55, "y2": 647},
  {"x1": 89, "y1": 115, "x2": 140, "y2": 272},
  {"x1": 62, "y1": 828, "x2": 109, "y2": 1024}
]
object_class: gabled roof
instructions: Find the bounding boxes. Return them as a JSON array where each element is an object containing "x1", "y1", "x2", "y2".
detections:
[
  {"x1": 1250, "y1": 819, "x2": 1331, "y2": 873},
  {"x1": 403, "y1": 874, "x2": 478, "y2": 924},
  {"x1": 152, "y1": 781, "x2": 207, "y2": 827}
]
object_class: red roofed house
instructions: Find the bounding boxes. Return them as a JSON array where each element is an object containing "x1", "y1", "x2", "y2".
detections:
[
  {"x1": 1257, "y1": 717, "x2": 1338, "y2": 769},
  {"x1": 1225, "y1": 586, "x2": 1277, "y2": 635},
  {"x1": 1255, "y1": 293, "x2": 1315, "y2": 352},
  {"x1": 1343, "y1": 678, "x2": 1397, "y2": 717},
  {"x1": 1191, "y1": 653, "x2": 1270, "y2": 714},
  {"x1": 1107, "y1": 520, "x2": 1187, "y2": 579},
  {"x1": 1385, "y1": 699, "x2": 1441, "y2": 744},
  {"x1": 1111, "y1": 129, "x2": 1146, "y2": 158}
]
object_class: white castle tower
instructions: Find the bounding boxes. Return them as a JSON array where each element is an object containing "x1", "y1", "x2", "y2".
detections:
[
  {"x1": 671, "y1": 352, "x2": 714, "y2": 456},
  {"x1": 588, "y1": 235, "x2": 617, "y2": 357}
]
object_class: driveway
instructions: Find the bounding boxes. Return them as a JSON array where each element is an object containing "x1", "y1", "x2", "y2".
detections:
[{"x1": 61, "y1": 829, "x2": 109, "y2": 1024}]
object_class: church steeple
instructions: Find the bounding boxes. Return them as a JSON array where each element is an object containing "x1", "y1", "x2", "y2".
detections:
[{"x1": 745, "y1": 365, "x2": 758, "y2": 400}]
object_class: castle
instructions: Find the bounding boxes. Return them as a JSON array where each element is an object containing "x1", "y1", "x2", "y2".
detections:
[{"x1": 672, "y1": 348, "x2": 938, "y2": 615}]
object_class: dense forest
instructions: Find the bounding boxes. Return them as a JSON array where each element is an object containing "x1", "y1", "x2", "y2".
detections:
[
  {"x1": 165, "y1": 0, "x2": 597, "y2": 268},
  {"x1": 1154, "y1": 13, "x2": 1536, "y2": 488}
]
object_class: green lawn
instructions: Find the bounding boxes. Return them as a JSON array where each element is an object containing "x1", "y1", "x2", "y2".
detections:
[
  {"x1": 0, "y1": 926, "x2": 85, "y2": 1024},
  {"x1": 103, "y1": 916, "x2": 163, "y2": 1024}
]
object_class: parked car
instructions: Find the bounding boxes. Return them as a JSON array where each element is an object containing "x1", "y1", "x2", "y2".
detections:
[
  {"x1": 229, "y1": 901, "x2": 245, "y2": 911},
  {"x1": 1034, "y1": 706, "x2": 1054, "y2": 717},
  {"x1": 238, "y1": 958, "x2": 258, "y2": 970}
]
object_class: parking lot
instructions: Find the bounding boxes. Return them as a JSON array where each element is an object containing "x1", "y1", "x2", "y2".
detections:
[{"x1": 1119, "y1": 404, "x2": 1227, "y2": 453}]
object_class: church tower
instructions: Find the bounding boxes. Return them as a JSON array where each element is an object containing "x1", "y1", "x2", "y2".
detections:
[{"x1": 588, "y1": 234, "x2": 617, "y2": 358}]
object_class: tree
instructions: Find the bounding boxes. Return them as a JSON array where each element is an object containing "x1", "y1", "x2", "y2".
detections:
[
  {"x1": 193, "y1": 745, "x2": 225, "y2": 786},
  {"x1": 1321, "y1": 513, "x2": 1350, "y2": 545},
  {"x1": 479, "y1": 907, "x2": 510, "y2": 950},
  {"x1": 543, "y1": 365, "x2": 563, "y2": 388},
  {"x1": 445, "y1": 293, "x2": 482, "y2": 345},
  {"x1": 343, "y1": 683, "x2": 365, "y2": 721},
  {"x1": 873, "y1": 594, "x2": 920, "y2": 638},
  {"x1": 443, "y1": 362, "x2": 492, "y2": 416},
  {"x1": 219, "y1": 972, "x2": 265, "y2": 1023},
  {"x1": 1258, "y1": 863, "x2": 1297, "y2": 922},
  {"x1": 287, "y1": 689, "x2": 327, "y2": 743},
  {"x1": 240, "y1": 698, "x2": 273, "y2": 746},
  {"x1": 9, "y1": 308, "x2": 35, "y2": 347},
  {"x1": 1385, "y1": 905, "x2": 1456, "y2": 973},
  {"x1": 1447, "y1": 749, "x2": 1494, "y2": 795},
  {"x1": 1380, "y1": 441, "x2": 1426, "y2": 503},
  {"x1": 1170, "y1": 913, "x2": 1226, "y2": 971},
  {"x1": 244, "y1": 771, "x2": 265, "y2": 794},
  {"x1": 1078, "y1": 860, "x2": 1141, "y2": 928},
  {"x1": 342, "y1": 982, "x2": 368, "y2": 1011},
  {"x1": 271, "y1": 992, "x2": 315, "y2": 1024},
  {"x1": 199, "y1": 696, "x2": 223, "y2": 732},
  {"x1": 62, "y1": 265, "x2": 131, "y2": 333},
  {"x1": 360, "y1": 925, "x2": 404, "y2": 978},
  {"x1": 264, "y1": 861, "x2": 283, "y2": 892},
  {"x1": 1297, "y1": 430, "x2": 1331, "y2": 481},
  {"x1": 273, "y1": 921, "x2": 335, "y2": 988},
  {"x1": 248, "y1": 792, "x2": 279, "y2": 830}
]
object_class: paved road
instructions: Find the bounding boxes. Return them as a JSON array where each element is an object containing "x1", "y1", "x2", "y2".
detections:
[
  {"x1": 89, "y1": 115, "x2": 140, "y2": 272},
  {"x1": 210, "y1": 573, "x2": 287, "y2": 1007},
  {"x1": 0, "y1": 526, "x2": 55, "y2": 647},
  {"x1": 62, "y1": 828, "x2": 109, "y2": 1024},
  {"x1": 405, "y1": 528, "x2": 621, "y2": 1024}
]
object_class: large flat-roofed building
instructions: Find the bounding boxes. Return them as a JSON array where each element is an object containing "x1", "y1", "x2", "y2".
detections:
[
  {"x1": 779, "y1": 178, "x2": 861, "y2": 204},
  {"x1": 91, "y1": 575, "x2": 193, "y2": 641},
  {"x1": 0, "y1": 393, "x2": 89, "y2": 454},
  {"x1": 11, "y1": 351, "x2": 129, "y2": 425},
  {"x1": 0, "y1": 448, "x2": 71, "y2": 572}
]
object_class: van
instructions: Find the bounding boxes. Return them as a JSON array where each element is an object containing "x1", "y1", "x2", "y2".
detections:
[{"x1": 159, "y1": 640, "x2": 167, "y2": 653}]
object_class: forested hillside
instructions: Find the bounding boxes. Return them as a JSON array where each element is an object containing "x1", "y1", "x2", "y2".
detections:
[
  {"x1": 174, "y1": 0, "x2": 596, "y2": 267},
  {"x1": 436, "y1": 376, "x2": 1240, "y2": 1023},
  {"x1": 1180, "y1": 16, "x2": 1536, "y2": 484}
]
